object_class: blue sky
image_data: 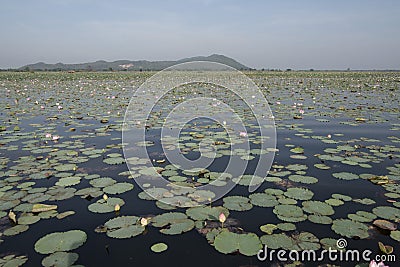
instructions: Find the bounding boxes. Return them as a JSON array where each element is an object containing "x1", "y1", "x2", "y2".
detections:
[{"x1": 1, "y1": 0, "x2": 399, "y2": 69}]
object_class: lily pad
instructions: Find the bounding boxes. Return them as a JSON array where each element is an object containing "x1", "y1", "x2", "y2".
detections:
[
  {"x1": 302, "y1": 201, "x2": 334, "y2": 216},
  {"x1": 42, "y1": 252, "x2": 79, "y2": 267},
  {"x1": 34, "y1": 230, "x2": 87, "y2": 254},
  {"x1": 284, "y1": 187, "x2": 314, "y2": 200},
  {"x1": 372, "y1": 206, "x2": 400, "y2": 221},
  {"x1": 152, "y1": 212, "x2": 194, "y2": 235},
  {"x1": 288, "y1": 175, "x2": 318, "y2": 184},
  {"x1": 332, "y1": 172, "x2": 359, "y2": 180},
  {"x1": 103, "y1": 182, "x2": 134, "y2": 195},
  {"x1": 249, "y1": 193, "x2": 278, "y2": 207},
  {"x1": 223, "y1": 196, "x2": 253, "y2": 211},
  {"x1": 104, "y1": 216, "x2": 145, "y2": 239},
  {"x1": 88, "y1": 197, "x2": 125, "y2": 213},
  {"x1": 213, "y1": 231, "x2": 261, "y2": 256},
  {"x1": 331, "y1": 219, "x2": 369, "y2": 239},
  {"x1": 151, "y1": 243, "x2": 168, "y2": 253}
]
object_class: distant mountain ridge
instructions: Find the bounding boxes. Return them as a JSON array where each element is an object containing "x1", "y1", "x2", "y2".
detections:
[{"x1": 19, "y1": 54, "x2": 250, "y2": 71}]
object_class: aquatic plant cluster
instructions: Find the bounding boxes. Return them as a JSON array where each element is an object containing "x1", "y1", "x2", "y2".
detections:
[{"x1": 0, "y1": 71, "x2": 399, "y2": 266}]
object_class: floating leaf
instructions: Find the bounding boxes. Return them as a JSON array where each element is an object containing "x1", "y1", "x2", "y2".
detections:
[
  {"x1": 372, "y1": 206, "x2": 400, "y2": 221},
  {"x1": 332, "y1": 172, "x2": 359, "y2": 180},
  {"x1": 273, "y1": 205, "x2": 307, "y2": 222},
  {"x1": 249, "y1": 193, "x2": 278, "y2": 207},
  {"x1": 331, "y1": 219, "x2": 369, "y2": 239},
  {"x1": 34, "y1": 230, "x2": 87, "y2": 254},
  {"x1": 378, "y1": 241, "x2": 393, "y2": 254},
  {"x1": 223, "y1": 196, "x2": 253, "y2": 211},
  {"x1": 41, "y1": 252, "x2": 78, "y2": 267},
  {"x1": 151, "y1": 243, "x2": 168, "y2": 253},
  {"x1": 4, "y1": 225, "x2": 29, "y2": 236},
  {"x1": 103, "y1": 182, "x2": 134, "y2": 195},
  {"x1": 152, "y1": 212, "x2": 194, "y2": 235},
  {"x1": 186, "y1": 206, "x2": 229, "y2": 221},
  {"x1": 213, "y1": 231, "x2": 261, "y2": 256},
  {"x1": 104, "y1": 216, "x2": 144, "y2": 239},
  {"x1": 390, "y1": 230, "x2": 400, "y2": 241},
  {"x1": 302, "y1": 201, "x2": 334, "y2": 216},
  {"x1": 284, "y1": 187, "x2": 314, "y2": 200},
  {"x1": 88, "y1": 197, "x2": 125, "y2": 213},
  {"x1": 288, "y1": 174, "x2": 318, "y2": 184},
  {"x1": 260, "y1": 224, "x2": 277, "y2": 234}
]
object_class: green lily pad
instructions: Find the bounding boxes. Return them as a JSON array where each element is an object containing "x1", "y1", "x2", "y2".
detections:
[
  {"x1": 260, "y1": 224, "x2": 277, "y2": 234},
  {"x1": 332, "y1": 172, "x2": 359, "y2": 180},
  {"x1": 277, "y1": 223, "x2": 296, "y2": 231},
  {"x1": 103, "y1": 182, "x2": 134, "y2": 195},
  {"x1": 214, "y1": 231, "x2": 262, "y2": 256},
  {"x1": 308, "y1": 214, "x2": 332, "y2": 224},
  {"x1": 390, "y1": 230, "x2": 400, "y2": 241},
  {"x1": 89, "y1": 177, "x2": 116, "y2": 188},
  {"x1": 288, "y1": 175, "x2": 318, "y2": 184},
  {"x1": 151, "y1": 243, "x2": 168, "y2": 253},
  {"x1": 104, "y1": 216, "x2": 145, "y2": 239},
  {"x1": 302, "y1": 201, "x2": 334, "y2": 216},
  {"x1": 88, "y1": 197, "x2": 125, "y2": 213},
  {"x1": 18, "y1": 214, "x2": 40, "y2": 225},
  {"x1": 232, "y1": 175, "x2": 264, "y2": 186},
  {"x1": 103, "y1": 157, "x2": 125, "y2": 165},
  {"x1": 273, "y1": 205, "x2": 307, "y2": 222},
  {"x1": 331, "y1": 219, "x2": 369, "y2": 239},
  {"x1": 54, "y1": 164, "x2": 77, "y2": 172},
  {"x1": 260, "y1": 233, "x2": 292, "y2": 249},
  {"x1": 249, "y1": 193, "x2": 278, "y2": 207},
  {"x1": 42, "y1": 252, "x2": 78, "y2": 267},
  {"x1": 152, "y1": 212, "x2": 194, "y2": 235},
  {"x1": 34, "y1": 230, "x2": 87, "y2": 254},
  {"x1": 223, "y1": 196, "x2": 253, "y2": 211},
  {"x1": 290, "y1": 147, "x2": 304, "y2": 154},
  {"x1": 4, "y1": 225, "x2": 29, "y2": 236},
  {"x1": 284, "y1": 187, "x2": 314, "y2": 200},
  {"x1": 372, "y1": 206, "x2": 400, "y2": 221},
  {"x1": 56, "y1": 176, "x2": 81, "y2": 187},
  {"x1": 186, "y1": 206, "x2": 229, "y2": 221}
]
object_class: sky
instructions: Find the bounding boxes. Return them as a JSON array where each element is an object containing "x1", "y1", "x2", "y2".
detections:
[{"x1": 1, "y1": 0, "x2": 400, "y2": 69}]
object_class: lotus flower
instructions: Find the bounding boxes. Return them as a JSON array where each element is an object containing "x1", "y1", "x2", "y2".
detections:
[
  {"x1": 369, "y1": 260, "x2": 389, "y2": 267},
  {"x1": 45, "y1": 133, "x2": 52, "y2": 138},
  {"x1": 219, "y1": 213, "x2": 226, "y2": 228},
  {"x1": 140, "y1": 217, "x2": 149, "y2": 226},
  {"x1": 239, "y1": 132, "x2": 247, "y2": 137},
  {"x1": 52, "y1": 135, "x2": 60, "y2": 141},
  {"x1": 114, "y1": 204, "x2": 120, "y2": 212},
  {"x1": 102, "y1": 194, "x2": 108, "y2": 201},
  {"x1": 299, "y1": 109, "x2": 305, "y2": 115}
]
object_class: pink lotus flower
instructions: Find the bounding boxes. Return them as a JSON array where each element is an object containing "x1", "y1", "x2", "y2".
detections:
[
  {"x1": 57, "y1": 105, "x2": 63, "y2": 110},
  {"x1": 219, "y1": 213, "x2": 226, "y2": 228},
  {"x1": 299, "y1": 109, "x2": 305, "y2": 115},
  {"x1": 276, "y1": 101, "x2": 281, "y2": 105},
  {"x1": 239, "y1": 131, "x2": 247, "y2": 137},
  {"x1": 40, "y1": 105, "x2": 45, "y2": 109},
  {"x1": 369, "y1": 260, "x2": 388, "y2": 267},
  {"x1": 52, "y1": 135, "x2": 60, "y2": 141},
  {"x1": 327, "y1": 134, "x2": 332, "y2": 138},
  {"x1": 45, "y1": 133, "x2": 52, "y2": 138}
]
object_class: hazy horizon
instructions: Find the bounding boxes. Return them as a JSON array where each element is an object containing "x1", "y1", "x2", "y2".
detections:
[{"x1": 1, "y1": 0, "x2": 400, "y2": 70}]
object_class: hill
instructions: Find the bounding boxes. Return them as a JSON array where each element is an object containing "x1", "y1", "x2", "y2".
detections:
[{"x1": 19, "y1": 54, "x2": 250, "y2": 71}]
